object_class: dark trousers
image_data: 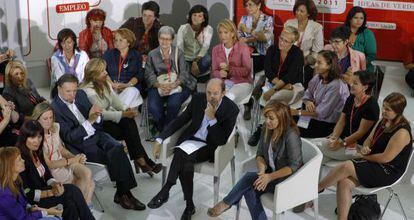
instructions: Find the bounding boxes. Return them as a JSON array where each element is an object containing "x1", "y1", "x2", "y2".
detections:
[
  {"x1": 405, "y1": 69, "x2": 414, "y2": 89},
  {"x1": 103, "y1": 118, "x2": 154, "y2": 166},
  {"x1": 166, "y1": 147, "x2": 212, "y2": 202},
  {"x1": 298, "y1": 118, "x2": 336, "y2": 138},
  {"x1": 86, "y1": 132, "x2": 137, "y2": 193},
  {"x1": 38, "y1": 184, "x2": 94, "y2": 220},
  {"x1": 147, "y1": 87, "x2": 191, "y2": 132},
  {"x1": 253, "y1": 54, "x2": 265, "y2": 73}
]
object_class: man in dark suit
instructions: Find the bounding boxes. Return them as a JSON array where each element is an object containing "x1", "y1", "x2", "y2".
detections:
[
  {"x1": 51, "y1": 74, "x2": 145, "y2": 211},
  {"x1": 147, "y1": 78, "x2": 239, "y2": 220}
]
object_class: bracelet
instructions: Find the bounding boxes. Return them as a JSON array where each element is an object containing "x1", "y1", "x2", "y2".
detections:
[
  {"x1": 129, "y1": 83, "x2": 134, "y2": 87},
  {"x1": 298, "y1": 110, "x2": 302, "y2": 116}
]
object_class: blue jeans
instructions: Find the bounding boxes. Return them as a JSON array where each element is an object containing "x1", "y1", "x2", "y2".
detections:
[
  {"x1": 187, "y1": 54, "x2": 211, "y2": 79},
  {"x1": 223, "y1": 172, "x2": 281, "y2": 220},
  {"x1": 147, "y1": 86, "x2": 191, "y2": 131}
]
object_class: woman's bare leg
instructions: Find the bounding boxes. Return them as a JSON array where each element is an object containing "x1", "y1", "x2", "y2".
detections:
[
  {"x1": 72, "y1": 163, "x2": 95, "y2": 204},
  {"x1": 318, "y1": 160, "x2": 358, "y2": 191},
  {"x1": 337, "y1": 178, "x2": 358, "y2": 220}
]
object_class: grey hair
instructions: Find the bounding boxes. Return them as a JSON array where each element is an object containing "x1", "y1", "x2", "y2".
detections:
[{"x1": 158, "y1": 26, "x2": 175, "y2": 39}]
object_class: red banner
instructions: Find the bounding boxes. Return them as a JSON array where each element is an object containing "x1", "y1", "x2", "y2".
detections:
[{"x1": 56, "y1": 2, "x2": 89, "y2": 14}]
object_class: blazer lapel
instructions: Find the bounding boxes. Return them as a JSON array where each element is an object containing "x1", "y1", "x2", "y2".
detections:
[{"x1": 56, "y1": 96, "x2": 80, "y2": 125}]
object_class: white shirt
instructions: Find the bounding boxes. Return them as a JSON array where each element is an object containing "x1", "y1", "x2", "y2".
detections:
[
  {"x1": 224, "y1": 45, "x2": 233, "y2": 62},
  {"x1": 58, "y1": 94, "x2": 101, "y2": 140}
]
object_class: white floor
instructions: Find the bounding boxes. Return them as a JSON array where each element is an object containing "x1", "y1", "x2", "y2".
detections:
[{"x1": 37, "y1": 62, "x2": 414, "y2": 220}]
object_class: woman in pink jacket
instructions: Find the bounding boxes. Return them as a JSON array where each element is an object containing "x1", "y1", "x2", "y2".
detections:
[
  {"x1": 324, "y1": 26, "x2": 366, "y2": 84},
  {"x1": 212, "y1": 19, "x2": 253, "y2": 105}
]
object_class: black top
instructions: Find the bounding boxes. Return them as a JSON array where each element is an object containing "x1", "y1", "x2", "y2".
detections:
[
  {"x1": 264, "y1": 44, "x2": 304, "y2": 85},
  {"x1": 340, "y1": 95, "x2": 380, "y2": 145},
  {"x1": 0, "y1": 111, "x2": 24, "y2": 147},
  {"x1": 370, "y1": 121, "x2": 412, "y2": 174},
  {"x1": 2, "y1": 79, "x2": 45, "y2": 116},
  {"x1": 20, "y1": 151, "x2": 54, "y2": 202}
]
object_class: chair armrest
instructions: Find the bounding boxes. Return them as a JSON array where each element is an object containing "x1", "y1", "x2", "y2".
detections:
[
  {"x1": 214, "y1": 129, "x2": 236, "y2": 175},
  {"x1": 272, "y1": 151, "x2": 322, "y2": 213},
  {"x1": 240, "y1": 156, "x2": 257, "y2": 173},
  {"x1": 85, "y1": 162, "x2": 109, "y2": 183},
  {"x1": 160, "y1": 124, "x2": 189, "y2": 165}
]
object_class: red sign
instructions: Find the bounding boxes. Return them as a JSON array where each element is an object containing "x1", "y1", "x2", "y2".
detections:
[
  {"x1": 235, "y1": 0, "x2": 414, "y2": 62},
  {"x1": 56, "y1": 2, "x2": 89, "y2": 14}
]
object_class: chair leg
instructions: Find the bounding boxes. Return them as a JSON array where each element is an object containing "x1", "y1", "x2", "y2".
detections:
[
  {"x1": 394, "y1": 193, "x2": 408, "y2": 220},
  {"x1": 380, "y1": 189, "x2": 395, "y2": 219},
  {"x1": 161, "y1": 166, "x2": 167, "y2": 187},
  {"x1": 235, "y1": 201, "x2": 241, "y2": 220},
  {"x1": 231, "y1": 157, "x2": 236, "y2": 186},
  {"x1": 313, "y1": 198, "x2": 319, "y2": 220},
  {"x1": 273, "y1": 212, "x2": 279, "y2": 220},
  {"x1": 93, "y1": 191, "x2": 104, "y2": 212},
  {"x1": 214, "y1": 176, "x2": 220, "y2": 204}
]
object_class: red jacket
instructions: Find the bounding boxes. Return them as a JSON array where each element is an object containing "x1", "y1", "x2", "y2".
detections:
[{"x1": 78, "y1": 26, "x2": 114, "y2": 57}]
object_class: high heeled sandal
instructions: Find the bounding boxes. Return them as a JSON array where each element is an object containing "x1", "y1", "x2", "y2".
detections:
[
  {"x1": 133, "y1": 160, "x2": 154, "y2": 177},
  {"x1": 207, "y1": 202, "x2": 231, "y2": 217}
]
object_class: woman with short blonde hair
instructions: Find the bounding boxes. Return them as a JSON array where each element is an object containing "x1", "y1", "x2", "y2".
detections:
[{"x1": 212, "y1": 19, "x2": 252, "y2": 105}]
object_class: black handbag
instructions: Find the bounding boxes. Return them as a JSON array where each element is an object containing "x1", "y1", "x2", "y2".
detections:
[{"x1": 348, "y1": 194, "x2": 381, "y2": 220}]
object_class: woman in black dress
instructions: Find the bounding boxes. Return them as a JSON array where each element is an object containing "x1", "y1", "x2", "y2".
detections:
[{"x1": 318, "y1": 92, "x2": 412, "y2": 220}]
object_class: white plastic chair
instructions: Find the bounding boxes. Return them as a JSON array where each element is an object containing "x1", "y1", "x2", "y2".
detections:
[
  {"x1": 85, "y1": 162, "x2": 110, "y2": 212},
  {"x1": 352, "y1": 145, "x2": 414, "y2": 220},
  {"x1": 160, "y1": 127, "x2": 237, "y2": 205},
  {"x1": 141, "y1": 95, "x2": 192, "y2": 141},
  {"x1": 235, "y1": 138, "x2": 323, "y2": 220}
]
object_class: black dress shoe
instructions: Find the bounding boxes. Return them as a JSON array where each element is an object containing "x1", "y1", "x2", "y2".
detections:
[
  {"x1": 248, "y1": 125, "x2": 262, "y2": 146},
  {"x1": 114, "y1": 194, "x2": 137, "y2": 210},
  {"x1": 151, "y1": 163, "x2": 163, "y2": 174},
  {"x1": 181, "y1": 206, "x2": 196, "y2": 220},
  {"x1": 127, "y1": 192, "x2": 146, "y2": 210},
  {"x1": 147, "y1": 192, "x2": 169, "y2": 209}
]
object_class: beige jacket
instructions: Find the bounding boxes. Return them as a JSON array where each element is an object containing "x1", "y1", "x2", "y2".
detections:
[
  {"x1": 284, "y1": 19, "x2": 324, "y2": 59},
  {"x1": 81, "y1": 82, "x2": 126, "y2": 123}
]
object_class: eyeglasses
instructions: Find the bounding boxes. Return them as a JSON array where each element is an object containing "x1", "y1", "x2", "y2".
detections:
[
  {"x1": 278, "y1": 36, "x2": 294, "y2": 44},
  {"x1": 159, "y1": 37, "x2": 172, "y2": 41},
  {"x1": 329, "y1": 39, "x2": 344, "y2": 45}
]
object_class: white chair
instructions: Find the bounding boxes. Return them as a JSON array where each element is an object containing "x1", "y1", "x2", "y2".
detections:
[
  {"x1": 236, "y1": 138, "x2": 323, "y2": 220},
  {"x1": 352, "y1": 145, "x2": 414, "y2": 220},
  {"x1": 160, "y1": 127, "x2": 237, "y2": 205},
  {"x1": 141, "y1": 95, "x2": 192, "y2": 141},
  {"x1": 85, "y1": 162, "x2": 110, "y2": 212}
]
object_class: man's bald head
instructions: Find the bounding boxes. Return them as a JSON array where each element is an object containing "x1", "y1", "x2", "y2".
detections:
[{"x1": 206, "y1": 78, "x2": 225, "y2": 107}]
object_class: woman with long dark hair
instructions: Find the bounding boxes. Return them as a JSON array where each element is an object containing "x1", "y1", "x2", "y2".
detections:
[
  {"x1": 17, "y1": 120, "x2": 94, "y2": 220},
  {"x1": 344, "y1": 6, "x2": 376, "y2": 73},
  {"x1": 290, "y1": 50, "x2": 349, "y2": 138}
]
